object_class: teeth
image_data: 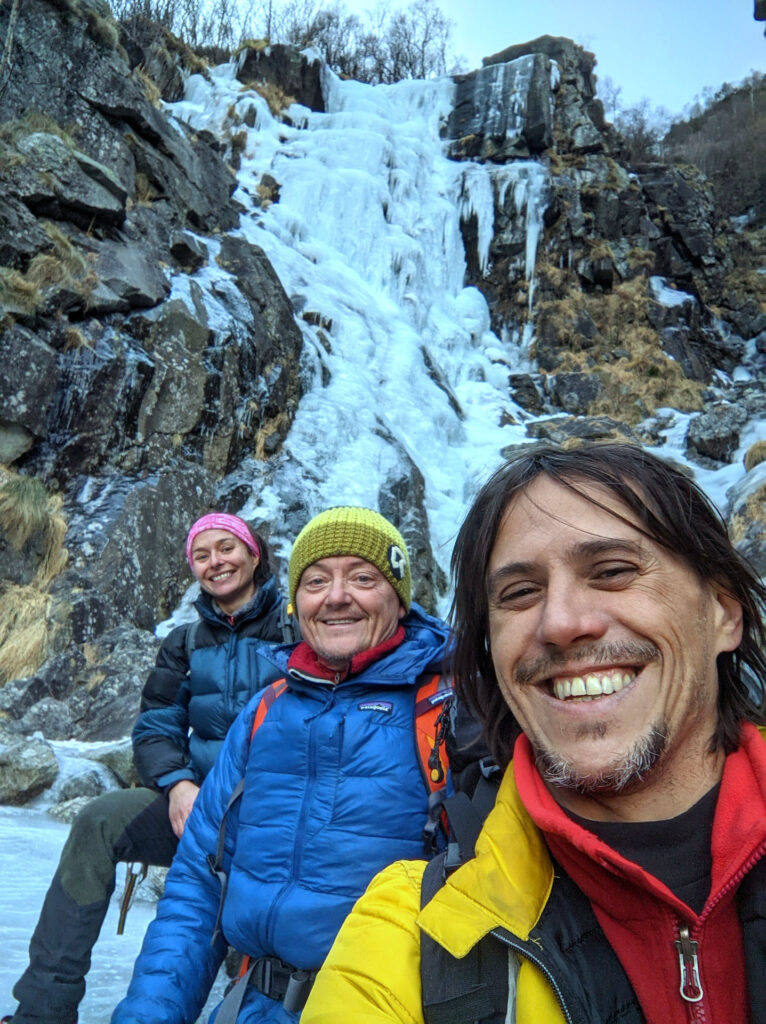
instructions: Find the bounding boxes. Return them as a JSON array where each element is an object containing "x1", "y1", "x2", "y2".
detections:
[
  {"x1": 211, "y1": 571, "x2": 232, "y2": 581},
  {"x1": 585, "y1": 674, "x2": 602, "y2": 695},
  {"x1": 552, "y1": 669, "x2": 636, "y2": 701}
]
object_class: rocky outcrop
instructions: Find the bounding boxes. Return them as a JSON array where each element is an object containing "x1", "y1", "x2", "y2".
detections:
[
  {"x1": 448, "y1": 53, "x2": 554, "y2": 160},
  {"x1": 0, "y1": 731, "x2": 59, "y2": 804},
  {"x1": 449, "y1": 36, "x2": 761, "y2": 437},
  {"x1": 0, "y1": 0, "x2": 306, "y2": 764},
  {"x1": 236, "y1": 42, "x2": 325, "y2": 113}
]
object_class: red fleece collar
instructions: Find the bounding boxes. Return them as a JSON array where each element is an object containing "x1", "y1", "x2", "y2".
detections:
[
  {"x1": 513, "y1": 724, "x2": 766, "y2": 1024},
  {"x1": 513, "y1": 724, "x2": 766, "y2": 902},
  {"x1": 287, "y1": 624, "x2": 406, "y2": 682}
]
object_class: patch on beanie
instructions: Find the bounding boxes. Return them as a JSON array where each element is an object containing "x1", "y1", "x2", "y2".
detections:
[{"x1": 388, "y1": 544, "x2": 407, "y2": 580}]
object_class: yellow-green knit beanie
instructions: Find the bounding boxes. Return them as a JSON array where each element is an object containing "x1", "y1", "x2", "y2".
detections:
[{"x1": 289, "y1": 507, "x2": 411, "y2": 611}]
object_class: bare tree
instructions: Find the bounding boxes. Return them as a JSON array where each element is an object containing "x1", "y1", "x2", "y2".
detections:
[
  {"x1": 616, "y1": 98, "x2": 666, "y2": 164},
  {"x1": 598, "y1": 75, "x2": 622, "y2": 123}
]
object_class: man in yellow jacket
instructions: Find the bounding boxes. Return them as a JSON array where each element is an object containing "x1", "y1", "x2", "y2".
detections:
[{"x1": 303, "y1": 442, "x2": 766, "y2": 1024}]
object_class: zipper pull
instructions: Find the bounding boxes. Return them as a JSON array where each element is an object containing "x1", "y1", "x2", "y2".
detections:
[{"x1": 674, "y1": 926, "x2": 703, "y2": 1003}]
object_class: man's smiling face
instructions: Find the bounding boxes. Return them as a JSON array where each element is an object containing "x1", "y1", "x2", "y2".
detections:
[
  {"x1": 486, "y1": 474, "x2": 742, "y2": 814},
  {"x1": 296, "y1": 555, "x2": 405, "y2": 670}
]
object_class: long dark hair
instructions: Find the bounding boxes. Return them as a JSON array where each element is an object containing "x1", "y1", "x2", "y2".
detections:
[
  {"x1": 450, "y1": 443, "x2": 766, "y2": 768},
  {"x1": 250, "y1": 529, "x2": 272, "y2": 586}
]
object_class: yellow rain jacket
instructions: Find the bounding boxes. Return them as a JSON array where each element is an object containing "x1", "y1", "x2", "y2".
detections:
[{"x1": 302, "y1": 763, "x2": 566, "y2": 1024}]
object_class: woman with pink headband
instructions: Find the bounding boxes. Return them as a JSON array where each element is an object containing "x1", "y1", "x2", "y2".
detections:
[{"x1": 9, "y1": 513, "x2": 297, "y2": 1024}]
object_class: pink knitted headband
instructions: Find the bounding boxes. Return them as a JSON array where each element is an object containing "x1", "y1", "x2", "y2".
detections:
[{"x1": 186, "y1": 513, "x2": 260, "y2": 567}]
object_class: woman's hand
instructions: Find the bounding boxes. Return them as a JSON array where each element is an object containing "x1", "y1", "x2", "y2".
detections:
[{"x1": 168, "y1": 779, "x2": 201, "y2": 838}]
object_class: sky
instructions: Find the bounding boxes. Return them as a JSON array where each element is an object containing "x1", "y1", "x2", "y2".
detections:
[{"x1": 344, "y1": 0, "x2": 765, "y2": 117}]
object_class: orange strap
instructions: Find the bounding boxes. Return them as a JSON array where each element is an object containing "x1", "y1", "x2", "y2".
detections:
[
  {"x1": 414, "y1": 674, "x2": 453, "y2": 793},
  {"x1": 250, "y1": 679, "x2": 289, "y2": 738}
]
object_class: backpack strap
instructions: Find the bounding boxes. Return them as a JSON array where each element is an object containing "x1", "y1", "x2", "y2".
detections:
[
  {"x1": 184, "y1": 618, "x2": 201, "y2": 667},
  {"x1": 207, "y1": 679, "x2": 289, "y2": 945},
  {"x1": 414, "y1": 675, "x2": 456, "y2": 854},
  {"x1": 414, "y1": 674, "x2": 454, "y2": 788},
  {"x1": 420, "y1": 853, "x2": 510, "y2": 1024},
  {"x1": 278, "y1": 600, "x2": 299, "y2": 644}
]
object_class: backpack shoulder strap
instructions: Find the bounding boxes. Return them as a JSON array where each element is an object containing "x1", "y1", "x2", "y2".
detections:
[
  {"x1": 420, "y1": 853, "x2": 509, "y2": 1024},
  {"x1": 250, "y1": 677, "x2": 289, "y2": 736},
  {"x1": 414, "y1": 674, "x2": 454, "y2": 791},
  {"x1": 414, "y1": 675, "x2": 456, "y2": 853},
  {"x1": 278, "y1": 600, "x2": 299, "y2": 644},
  {"x1": 184, "y1": 618, "x2": 201, "y2": 667},
  {"x1": 207, "y1": 678, "x2": 289, "y2": 944}
]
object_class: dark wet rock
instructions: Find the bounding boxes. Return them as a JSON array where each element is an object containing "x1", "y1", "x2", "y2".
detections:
[
  {"x1": 377, "y1": 442, "x2": 447, "y2": 613},
  {"x1": 236, "y1": 43, "x2": 324, "y2": 113},
  {"x1": 43, "y1": 626, "x2": 159, "y2": 741},
  {"x1": 0, "y1": 324, "x2": 60, "y2": 441},
  {"x1": 91, "y1": 237, "x2": 170, "y2": 311},
  {"x1": 508, "y1": 373, "x2": 547, "y2": 415},
  {"x1": 7, "y1": 131, "x2": 127, "y2": 226},
  {"x1": 521, "y1": 415, "x2": 636, "y2": 448},
  {"x1": 118, "y1": 16, "x2": 200, "y2": 103},
  {"x1": 686, "y1": 403, "x2": 749, "y2": 463},
  {"x1": 48, "y1": 795, "x2": 96, "y2": 824},
  {"x1": 170, "y1": 231, "x2": 209, "y2": 272},
  {"x1": 58, "y1": 466, "x2": 216, "y2": 634},
  {"x1": 0, "y1": 196, "x2": 53, "y2": 268},
  {"x1": 87, "y1": 739, "x2": 138, "y2": 788},
  {"x1": 448, "y1": 53, "x2": 554, "y2": 160},
  {"x1": 0, "y1": 734, "x2": 59, "y2": 805},
  {"x1": 57, "y1": 762, "x2": 117, "y2": 802},
  {"x1": 546, "y1": 371, "x2": 605, "y2": 415}
]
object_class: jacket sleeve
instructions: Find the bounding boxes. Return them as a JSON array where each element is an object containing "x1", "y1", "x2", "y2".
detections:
[
  {"x1": 302, "y1": 860, "x2": 428, "y2": 1024},
  {"x1": 131, "y1": 624, "x2": 197, "y2": 791},
  {"x1": 111, "y1": 701, "x2": 256, "y2": 1024}
]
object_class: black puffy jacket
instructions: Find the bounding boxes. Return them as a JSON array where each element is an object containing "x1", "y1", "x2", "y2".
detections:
[{"x1": 132, "y1": 574, "x2": 289, "y2": 790}]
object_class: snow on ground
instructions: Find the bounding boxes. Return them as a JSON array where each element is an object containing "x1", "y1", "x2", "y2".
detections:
[{"x1": 1, "y1": 779, "x2": 227, "y2": 1022}]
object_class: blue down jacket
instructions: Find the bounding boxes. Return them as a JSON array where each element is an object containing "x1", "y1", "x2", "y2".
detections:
[
  {"x1": 111, "y1": 603, "x2": 450, "y2": 1024},
  {"x1": 132, "y1": 575, "x2": 287, "y2": 791}
]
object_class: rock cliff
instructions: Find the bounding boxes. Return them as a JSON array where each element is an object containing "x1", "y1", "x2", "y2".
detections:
[{"x1": 0, "y1": 2, "x2": 763, "y2": 801}]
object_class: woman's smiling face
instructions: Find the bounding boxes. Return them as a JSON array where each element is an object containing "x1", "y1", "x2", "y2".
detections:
[{"x1": 190, "y1": 529, "x2": 258, "y2": 614}]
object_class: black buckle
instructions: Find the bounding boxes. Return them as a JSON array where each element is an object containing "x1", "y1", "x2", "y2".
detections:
[{"x1": 249, "y1": 957, "x2": 315, "y2": 1010}]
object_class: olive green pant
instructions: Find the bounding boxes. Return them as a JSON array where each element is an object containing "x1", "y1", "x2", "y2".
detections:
[{"x1": 12, "y1": 787, "x2": 178, "y2": 1024}]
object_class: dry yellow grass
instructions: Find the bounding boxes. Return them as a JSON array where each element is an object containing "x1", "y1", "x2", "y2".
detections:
[
  {"x1": 0, "y1": 473, "x2": 69, "y2": 683},
  {"x1": 0, "y1": 474, "x2": 68, "y2": 584},
  {"x1": 744, "y1": 440, "x2": 766, "y2": 472},
  {"x1": 0, "y1": 584, "x2": 50, "y2": 684},
  {"x1": 533, "y1": 275, "x2": 705, "y2": 423}
]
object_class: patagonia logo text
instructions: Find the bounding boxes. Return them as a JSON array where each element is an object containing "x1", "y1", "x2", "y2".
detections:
[
  {"x1": 358, "y1": 700, "x2": 394, "y2": 714},
  {"x1": 429, "y1": 689, "x2": 453, "y2": 706}
]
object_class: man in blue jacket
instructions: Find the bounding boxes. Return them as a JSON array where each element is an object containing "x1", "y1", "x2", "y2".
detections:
[{"x1": 111, "y1": 506, "x2": 451, "y2": 1024}]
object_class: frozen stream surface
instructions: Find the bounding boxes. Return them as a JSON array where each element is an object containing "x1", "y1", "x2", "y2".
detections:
[{"x1": 1, "y1": 803, "x2": 226, "y2": 1021}]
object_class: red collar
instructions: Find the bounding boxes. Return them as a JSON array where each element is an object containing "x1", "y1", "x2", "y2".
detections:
[
  {"x1": 513, "y1": 723, "x2": 766, "y2": 900},
  {"x1": 287, "y1": 625, "x2": 406, "y2": 682},
  {"x1": 513, "y1": 724, "x2": 766, "y2": 1023}
]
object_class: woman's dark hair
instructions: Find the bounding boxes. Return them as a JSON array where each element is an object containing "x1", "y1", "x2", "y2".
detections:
[
  {"x1": 250, "y1": 529, "x2": 272, "y2": 585},
  {"x1": 450, "y1": 442, "x2": 766, "y2": 768}
]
